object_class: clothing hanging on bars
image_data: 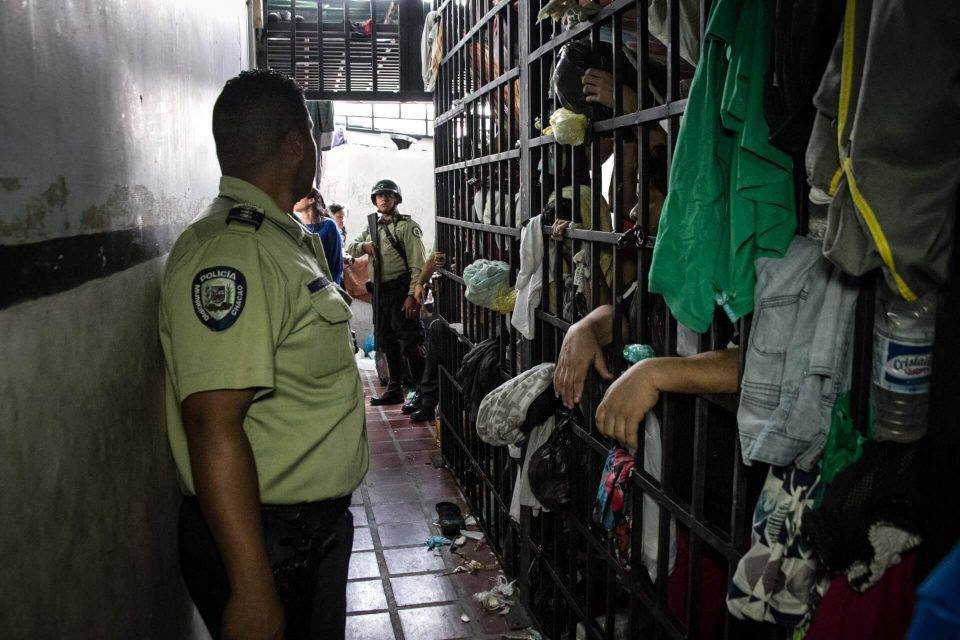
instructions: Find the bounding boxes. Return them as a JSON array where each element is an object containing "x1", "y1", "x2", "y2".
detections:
[
  {"x1": 648, "y1": 0, "x2": 796, "y2": 333},
  {"x1": 805, "y1": 0, "x2": 960, "y2": 300}
]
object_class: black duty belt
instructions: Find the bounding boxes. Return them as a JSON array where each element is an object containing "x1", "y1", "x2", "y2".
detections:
[{"x1": 260, "y1": 495, "x2": 352, "y2": 522}]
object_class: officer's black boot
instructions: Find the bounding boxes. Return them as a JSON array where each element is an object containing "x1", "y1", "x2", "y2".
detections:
[
  {"x1": 371, "y1": 388, "x2": 404, "y2": 405},
  {"x1": 372, "y1": 351, "x2": 406, "y2": 406}
]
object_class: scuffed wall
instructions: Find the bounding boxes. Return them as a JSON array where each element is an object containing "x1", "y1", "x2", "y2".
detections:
[{"x1": 0, "y1": 1, "x2": 248, "y2": 637}]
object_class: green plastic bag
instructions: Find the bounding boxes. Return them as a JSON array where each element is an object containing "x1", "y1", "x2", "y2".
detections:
[{"x1": 816, "y1": 392, "x2": 868, "y2": 507}]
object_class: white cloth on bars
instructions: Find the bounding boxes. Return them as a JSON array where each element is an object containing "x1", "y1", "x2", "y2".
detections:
[{"x1": 512, "y1": 214, "x2": 545, "y2": 340}]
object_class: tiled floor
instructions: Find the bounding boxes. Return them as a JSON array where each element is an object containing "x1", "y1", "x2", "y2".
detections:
[{"x1": 346, "y1": 369, "x2": 516, "y2": 640}]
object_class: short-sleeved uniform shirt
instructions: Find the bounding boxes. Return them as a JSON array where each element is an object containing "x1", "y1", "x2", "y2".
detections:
[
  {"x1": 159, "y1": 176, "x2": 368, "y2": 504},
  {"x1": 345, "y1": 213, "x2": 425, "y2": 295}
]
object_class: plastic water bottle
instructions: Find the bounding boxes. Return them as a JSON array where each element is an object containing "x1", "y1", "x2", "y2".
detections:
[
  {"x1": 871, "y1": 284, "x2": 937, "y2": 442},
  {"x1": 623, "y1": 343, "x2": 656, "y2": 364}
]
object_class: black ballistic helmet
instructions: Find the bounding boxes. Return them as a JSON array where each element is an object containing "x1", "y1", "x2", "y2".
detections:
[{"x1": 370, "y1": 179, "x2": 402, "y2": 205}]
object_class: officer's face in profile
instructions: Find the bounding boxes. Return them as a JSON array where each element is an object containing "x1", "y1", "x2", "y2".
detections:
[{"x1": 375, "y1": 193, "x2": 397, "y2": 214}]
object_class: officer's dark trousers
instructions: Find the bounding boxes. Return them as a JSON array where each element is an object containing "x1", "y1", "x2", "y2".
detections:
[
  {"x1": 418, "y1": 316, "x2": 449, "y2": 412},
  {"x1": 178, "y1": 495, "x2": 353, "y2": 640},
  {"x1": 375, "y1": 276, "x2": 425, "y2": 390}
]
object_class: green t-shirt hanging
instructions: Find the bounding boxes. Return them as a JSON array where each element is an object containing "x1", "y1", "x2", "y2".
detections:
[{"x1": 648, "y1": 0, "x2": 795, "y2": 333}]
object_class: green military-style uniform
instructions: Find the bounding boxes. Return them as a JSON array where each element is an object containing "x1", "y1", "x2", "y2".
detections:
[
  {"x1": 159, "y1": 176, "x2": 368, "y2": 504},
  {"x1": 345, "y1": 214, "x2": 426, "y2": 296},
  {"x1": 345, "y1": 185, "x2": 427, "y2": 400}
]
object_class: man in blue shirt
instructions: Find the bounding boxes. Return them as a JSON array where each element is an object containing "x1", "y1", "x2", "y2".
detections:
[{"x1": 294, "y1": 188, "x2": 344, "y2": 286}]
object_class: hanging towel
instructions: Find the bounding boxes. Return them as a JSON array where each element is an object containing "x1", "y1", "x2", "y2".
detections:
[{"x1": 512, "y1": 214, "x2": 545, "y2": 340}]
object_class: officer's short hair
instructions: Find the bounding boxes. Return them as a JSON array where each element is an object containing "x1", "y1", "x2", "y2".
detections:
[{"x1": 212, "y1": 69, "x2": 309, "y2": 174}]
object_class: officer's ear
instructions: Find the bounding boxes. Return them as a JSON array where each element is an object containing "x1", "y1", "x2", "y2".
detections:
[{"x1": 281, "y1": 126, "x2": 313, "y2": 163}]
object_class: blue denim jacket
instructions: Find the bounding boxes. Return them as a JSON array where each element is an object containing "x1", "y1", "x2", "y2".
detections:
[{"x1": 737, "y1": 236, "x2": 858, "y2": 470}]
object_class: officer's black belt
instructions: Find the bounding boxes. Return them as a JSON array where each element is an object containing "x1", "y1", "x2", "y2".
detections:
[
  {"x1": 259, "y1": 495, "x2": 352, "y2": 522},
  {"x1": 183, "y1": 494, "x2": 351, "y2": 523},
  {"x1": 380, "y1": 276, "x2": 412, "y2": 288}
]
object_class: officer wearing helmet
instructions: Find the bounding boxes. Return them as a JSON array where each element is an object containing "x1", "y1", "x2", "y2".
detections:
[{"x1": 346, "y1": 179, "x2": 426, "y2": 405}]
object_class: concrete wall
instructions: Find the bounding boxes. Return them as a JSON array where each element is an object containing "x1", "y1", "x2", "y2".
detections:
[{"x1": 0, "y1": 1, "x2": 249, "y2": 637}]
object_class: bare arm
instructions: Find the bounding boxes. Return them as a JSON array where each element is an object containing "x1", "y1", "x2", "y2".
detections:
[
  {"x1": 596, "y1": 348, "x2": 740, "y2": 448},
  {"x1": 181, "y1": 389, "x2": 284, "y2": 640},
  {"x1": 554, "y1": 304, "x2": 631, "y2": 408}
]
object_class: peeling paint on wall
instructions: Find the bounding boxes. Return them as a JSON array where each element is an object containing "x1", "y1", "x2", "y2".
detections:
[{"x1": 0, "y1": 177, "x2": 204, "y2": 243}]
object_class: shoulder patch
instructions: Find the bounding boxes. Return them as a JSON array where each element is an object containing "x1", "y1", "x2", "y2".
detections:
[
  {"x1": 307, "y1": 275, "x2": 332, "y2": 293},
  {"x1": 411, "y1": 225, "x2": 423, "y2": 238},
  {"x1": 192, "y1": 266, "x2": 247, "y2": 331},
  {"x1": 226, "y1": 204, "x2": 264, "y2": 229}
]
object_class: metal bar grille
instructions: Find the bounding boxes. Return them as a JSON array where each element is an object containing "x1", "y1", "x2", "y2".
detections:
[
  {"x1": 262, "y1": 0, "x2": 428, "y2": 101},
  {"x1": 430, "y1": 0, "x2": 954, "y2": 638}
]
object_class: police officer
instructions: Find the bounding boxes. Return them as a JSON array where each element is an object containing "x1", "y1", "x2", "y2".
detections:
[
  {"x1": 346, "y1": 179, "x2": 426, "y2": 405},
  {"x1": 159, "y1": 70, "x2": 367, "y2": 640}
]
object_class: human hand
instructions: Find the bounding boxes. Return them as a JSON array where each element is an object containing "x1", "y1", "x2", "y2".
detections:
[
  {"x1": 554, "y1": 322, "x2": 613, "y2": 409},
  {"x1": 220, "y1": 584, "x2": 285, "y2": 640},
  {"x1": 362, "y1": 242, "x2": 376, "y2": 257},
  {"x1": 582, "y1": 69, "x2": 638, "y2": 112},
  {"x1": 433, "y1": 252, "x2": 447, "y2": 269},
  {"x1": 413, "y1": 282, "x2": 425, "y2": 304},
  {"x1": 595, "y1": 359, "x2": 660, "y2": 450},
  {"x1": 403, "y1": 295, "x2": 419, "y2": 319},
  {"x1": 551, "y1": 218, "x2": 570, "y2": 242}
]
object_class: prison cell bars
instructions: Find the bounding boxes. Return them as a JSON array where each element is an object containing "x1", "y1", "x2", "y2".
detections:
[{"x1": 433, "y1": 0, "x2": 791, "y2": 638}]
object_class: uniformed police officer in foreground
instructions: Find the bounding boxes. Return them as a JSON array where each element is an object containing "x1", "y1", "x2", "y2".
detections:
[
  {"x1": 346, "y1": 179, "x2": 426, "y2": 405},
  {"x1": 159, "y1": 70, "x2": 367, "y2": 640}
]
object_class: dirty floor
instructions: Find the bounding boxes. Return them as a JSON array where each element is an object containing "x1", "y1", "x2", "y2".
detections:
[{"x1": 346, "y1": 368, "x2": 517, "y2": 640}]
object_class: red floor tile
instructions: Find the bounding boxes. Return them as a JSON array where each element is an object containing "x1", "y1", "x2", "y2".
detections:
[
  {"x1": 368, "y1": 483, "x2": 422, "y2": 505},
  {"x1": 368, "y1": 453, "x2": 403, "y2": 471},
  {"x1": 398, "y1": 603, "x2": 471, "y2": 640},
  {"x1": 393, "y1": 427, "x2": 435, "y2": 440},
  {"x1": 390, "y1": 574, "x2": 459, "y2": 607},
  {"x1": 353, "y1": 527, "x2": 374, "y2": 552},
  {"x1": 366, "y1": 429, "x2": 394, "y2": 443},
  {"x1": 369, "y1": 440, "x2": 399, "y2": 455},
  {"x1": 377, "y1": 521, "x2": 433, "y2": 548},
  {"x1": 417, "y1": 479, "x2": 463, "y2": 501},
  {"x1": 364, "y1": 467, "x2": 411, "y2": 487},
  {"x1": 349, "y1": 505, "x2": 368, "y2": 527},
  {"x1": 404, "y1": 451, "x2": 440, "y2": 465},
  {"x1": 372, "y1": 501, "x2": 427, "y2": 525},
  {"x1": 346, "y1": 612, "x2": 395, "y2": 640},
  {"x1": 383, "y1": 547, "x2": 446, "y2": 575},
  {"x1": 476, "y1": 608, "x2": 513, "y2": 635},
  {"x1": 406, "y1": 462, "x2": 448, "y2": 479},
  {"x1": 346, "y1": 579, "x2": 388, "y2": 613},
  {"x1": 399, "y1": 438, "x2": 438, "y2": 452},
  {"x1": 348, "y1": 551, "x2": 381, "y2": 580}
]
